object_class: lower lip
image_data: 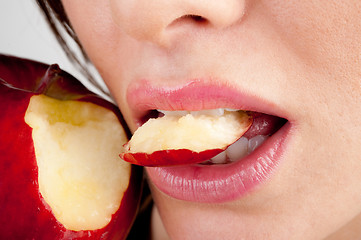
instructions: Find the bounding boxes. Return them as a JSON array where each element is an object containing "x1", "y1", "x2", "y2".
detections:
[{"x1": 146, "y1": 122, "x2": 291, "y2": 203}]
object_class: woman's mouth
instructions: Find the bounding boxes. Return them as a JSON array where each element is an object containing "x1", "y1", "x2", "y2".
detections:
[
  {"x1": 126, "y1": 80, "x2": 292, "y2": 203},
  {"x1": 122, "y1": 109, "x2": 286, "y2": 167}
]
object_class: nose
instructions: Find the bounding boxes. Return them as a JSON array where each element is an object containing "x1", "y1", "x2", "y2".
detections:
[{"x1": 110, "y1": 0, "x2": 246, "y2": 45}]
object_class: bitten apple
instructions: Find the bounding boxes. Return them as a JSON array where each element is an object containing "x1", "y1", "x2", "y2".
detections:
[
  {"x1": 121, "y1": 110, "x2": 252, "y2": 166},
  {"x1": 0, "y1": 54, "x2": 141, "y2": 240}
]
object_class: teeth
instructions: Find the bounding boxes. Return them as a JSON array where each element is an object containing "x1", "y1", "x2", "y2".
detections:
[
  {"x1": 157, "y1": 110, "x2": 189, "y2": 117},
  {"x1": 227, "y1": 137, "x2": 248, "y2": 162},
  {"x1": 224, "y1": 108, "x2": 239, "y2": 112},
  {"x1": 157, "y1": 108, "x2": 236, "y2": 117},
  {"x1": 208, "y1": 151, "x2": 227, "y2": 164},
  {"x1": 247, "y1": 135, "x2": 268, "y2": 154},
  {"x1": 208, "y1": 135, "x2": 268, "y2": 165},
  {"x1": 191, "y1": 109, "x2": 224, "y2": 117}
]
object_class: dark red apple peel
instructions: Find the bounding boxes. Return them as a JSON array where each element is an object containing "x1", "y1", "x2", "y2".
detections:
[
  {"x1": 0, "y1": 54, "x2": 141, "y2": 240},
  {"x1": 122, "y1": 148, "x2": 225, "y2": 167}
]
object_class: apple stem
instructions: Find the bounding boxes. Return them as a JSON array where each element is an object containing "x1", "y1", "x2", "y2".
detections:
[{"x1": 35, "y1": 64, "x2": 61, "y2": 94}]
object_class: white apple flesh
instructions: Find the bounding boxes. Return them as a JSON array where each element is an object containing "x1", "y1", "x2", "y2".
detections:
[{"x1": 25, "y1": 94, "x2": 131, "y2": 231}]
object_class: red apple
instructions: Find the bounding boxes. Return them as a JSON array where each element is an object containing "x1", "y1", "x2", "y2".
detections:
[
  {"x1": 121, "y1": 110, "x2": 252, "y2": 166},
  {"x1": 0, "y1": 54, "x2": 142, "y2": 240}
]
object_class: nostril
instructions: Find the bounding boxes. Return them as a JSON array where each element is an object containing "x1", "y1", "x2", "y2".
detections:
[
  {"x1": 185, "y1": 14, "x2": 207, "y2": 23},
  {"x1": 110, "y1": 0, "x2": 246, "y2": 45},
  {"x1": 168, "y1": 14, "x2": 210, "y2": 29}
]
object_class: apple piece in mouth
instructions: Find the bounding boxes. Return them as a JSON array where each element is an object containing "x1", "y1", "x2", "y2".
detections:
[
  {"x1": 121, "y1": 110, "x2": 252, "y2": 166},
  {"x1": 0, "y1": 54, "x2": 141, "y2": 239}
]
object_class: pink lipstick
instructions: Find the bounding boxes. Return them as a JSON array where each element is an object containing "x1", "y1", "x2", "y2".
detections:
[
  {"x1": 127, "y1": 79, "x2": 292, "y2": 203},
  {"x1": 146, "y1": 122, "x2": 290, "y2": 203}
]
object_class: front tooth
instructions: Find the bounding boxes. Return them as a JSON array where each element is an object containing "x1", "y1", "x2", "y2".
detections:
[
  {"x1": 159, "y1": 108, "x2": 237, "y2": 117},
  {"x1": 209, "y1": 151, "x2": 227, "y2": 164},
  {"x1": 226, "y1": 137, "x2": 248, "y2": 162},
  {"x1": 191, "y1": 108, "x2": 224, "y2": 117},
  {"x1": 157, "y1": 110, "x2": 189, "y2": 117},
  {"x1": 247, "y1": 135, "x2": 268, "y2": 154},
  {"x1": 224, "y1": 108, "x2": 239, "y2": 112}
]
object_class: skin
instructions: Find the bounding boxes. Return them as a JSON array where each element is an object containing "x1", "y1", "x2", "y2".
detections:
[{"x1": 61, "y1": 0, "x2": 361, "y2": 239}]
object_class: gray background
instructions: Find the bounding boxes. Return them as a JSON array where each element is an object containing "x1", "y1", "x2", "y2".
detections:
[{"x1": 0, "y1": 1, "x2": 106, "y2": 96}]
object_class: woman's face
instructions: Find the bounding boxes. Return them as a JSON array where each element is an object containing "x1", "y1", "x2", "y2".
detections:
[{"x1": 62, "y1": 1, "x2": 361, "y2": 239}]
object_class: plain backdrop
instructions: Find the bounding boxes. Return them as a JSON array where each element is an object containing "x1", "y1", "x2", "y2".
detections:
[{"x1": 0, "y1": 1, "x2": 106, "y2": 96}]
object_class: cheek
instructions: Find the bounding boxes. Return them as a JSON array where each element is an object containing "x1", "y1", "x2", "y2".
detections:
[
  {"x1": 63, "y1": 1, "x2": 116, "y2": 59},
  {"x1": 62, "y1": 0, "x2": 140, "y2": 127},
  {"x1": 62, "y1": 0, "x2": 127, "y2": 81},
  {"x1": 263, "y1": 0, "x2": 361, "y2": 141},
  {"x1": 264, "y1": 1, "x2": 361, "y2": 71}
]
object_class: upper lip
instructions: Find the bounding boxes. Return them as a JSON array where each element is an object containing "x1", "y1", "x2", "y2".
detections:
[{"x1": 127, "y1": 78, "x2": 290, "y2": 128}]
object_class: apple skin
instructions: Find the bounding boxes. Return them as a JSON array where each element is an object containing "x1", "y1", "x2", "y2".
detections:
[
  {"x1": 121, "y1": 148, "x2": 224, "y2": 167},
  {"x1": 0, "y1": 54, "x2": 142, "y2": 240}
]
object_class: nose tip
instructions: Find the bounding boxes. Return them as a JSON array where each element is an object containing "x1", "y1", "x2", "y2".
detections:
[{"x1": 110, "y1": 0, "x2": 246, "y2": 46}]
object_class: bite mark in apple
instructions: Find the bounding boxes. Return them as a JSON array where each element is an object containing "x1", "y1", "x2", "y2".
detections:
[
  {"x1": 0, "y1": 54, "x2": 141, "y2": 239},
  {"x1": 25, "y1": 95, "x2": 131, "y2": 231}
]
